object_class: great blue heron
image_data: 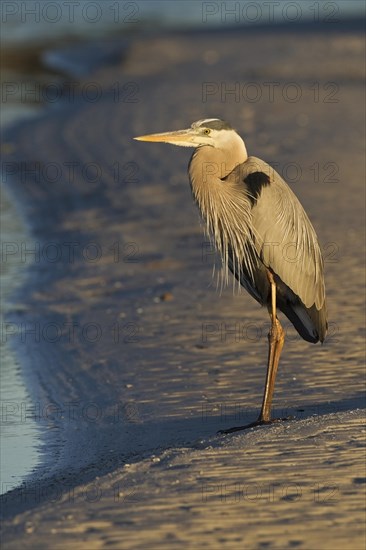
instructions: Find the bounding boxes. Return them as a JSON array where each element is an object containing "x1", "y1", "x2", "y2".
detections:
[{"x1": 135, "y1": 118, "x2": 327, "y2": 433}]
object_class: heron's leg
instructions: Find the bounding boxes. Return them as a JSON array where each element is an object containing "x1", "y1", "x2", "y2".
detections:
[
  {"x1": 258, "y1": 284, "x2": 285, "y2": 422},
  {"x1": 218, "y1": 272, "x2": 285, "y2": 435}
]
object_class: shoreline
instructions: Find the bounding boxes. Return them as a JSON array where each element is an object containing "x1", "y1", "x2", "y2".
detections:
[
  {"x1": 1, "y1": 21, "x2": 365, "y2": 548},
  {"x1": 0, "y1": 185, "x2": 43, "y2": 495}
]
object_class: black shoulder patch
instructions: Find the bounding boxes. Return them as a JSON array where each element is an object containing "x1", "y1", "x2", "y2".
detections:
[{"x1": 244, "y1": 172, "x2": 271, "y2": 205}]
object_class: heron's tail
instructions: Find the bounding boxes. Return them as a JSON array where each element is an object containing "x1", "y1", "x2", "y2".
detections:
[{"x1": 279, "y1": 299, "x2": 328, "y2": 344}]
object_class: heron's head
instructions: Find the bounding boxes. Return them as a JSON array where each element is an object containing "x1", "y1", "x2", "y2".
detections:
[{"x1": 134, "y1": 118, "x2": 242, "y2": 149}]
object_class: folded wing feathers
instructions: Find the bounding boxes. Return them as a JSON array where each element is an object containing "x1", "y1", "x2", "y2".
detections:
[{"x1": 242, "y1": 157, "x2": 326, "y2": 311}]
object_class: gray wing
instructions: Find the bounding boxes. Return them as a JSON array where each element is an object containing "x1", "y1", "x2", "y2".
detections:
[
  {"x1": 241, "y1": 156, "x2": 326, "y2": 311},
  {"x1": 226, "y1": 156, "x2": 327, "y2": 343}
]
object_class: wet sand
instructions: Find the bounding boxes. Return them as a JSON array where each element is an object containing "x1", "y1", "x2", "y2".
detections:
[{"x1": 1, "y1": 22, "x2": 365, "y2": 549}]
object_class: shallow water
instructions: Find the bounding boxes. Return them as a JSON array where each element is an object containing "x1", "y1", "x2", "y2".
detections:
[{"x1": 0, "y1": 187, "x2": 42, "y2": 494}]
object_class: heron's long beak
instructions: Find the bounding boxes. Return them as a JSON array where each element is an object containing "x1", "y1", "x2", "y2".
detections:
[{"x1": 134, "y1": 129, "x2": 195, "y2": 146}]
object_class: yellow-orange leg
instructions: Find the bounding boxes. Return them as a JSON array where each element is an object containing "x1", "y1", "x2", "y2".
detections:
[
  {"x1": 258, "y1": 272, "x2": 285, "y2": 422},
  {"x1": 219, "y1": 271, "x2": 286, "y2": 434}
]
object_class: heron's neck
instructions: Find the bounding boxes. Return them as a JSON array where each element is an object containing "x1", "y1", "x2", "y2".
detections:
[
  {"x1": 188, "y1": 136, "x2": 250, "y2": 234},
  {"x1": 188, "y1": 138, "x2": 253, "y2": 288},
  {"x1": 190, "y1": 140, "x2": 248, "y2": 183},
  {"x1": 188, "y1": 137, "x2": 248, "y2": 207}
]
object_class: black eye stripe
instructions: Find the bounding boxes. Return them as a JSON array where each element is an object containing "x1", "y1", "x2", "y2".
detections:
[{"x1": 200, "y1": 120, "x2": 232, "y2": 131}]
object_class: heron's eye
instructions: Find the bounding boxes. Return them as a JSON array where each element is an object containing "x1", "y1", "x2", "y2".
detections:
[{"x1": 203, "y1": 129, "x2": 211, "y2": 135}]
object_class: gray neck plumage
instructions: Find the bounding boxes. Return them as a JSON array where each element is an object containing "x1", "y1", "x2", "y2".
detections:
[
  {"x1": 188, "y1": 136, "x2": 254, "y2": 288},
  {"x1": 189, "y1": 137, "x2": 248, "y2": 187}
]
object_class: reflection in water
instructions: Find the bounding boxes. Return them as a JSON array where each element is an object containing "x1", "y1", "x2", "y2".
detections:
[{"x1": 0, "y1": 187, "x2": 42, "y2": 495}]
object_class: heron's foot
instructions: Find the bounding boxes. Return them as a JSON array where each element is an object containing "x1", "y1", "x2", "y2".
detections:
[{"x1": 217, "y1": 416, "x2": 294, "y2": 435}]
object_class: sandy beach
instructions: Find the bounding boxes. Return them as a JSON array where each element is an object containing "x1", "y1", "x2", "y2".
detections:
[{"x1": 1, "y1": 20, "x2": 365, "y2": 549}]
